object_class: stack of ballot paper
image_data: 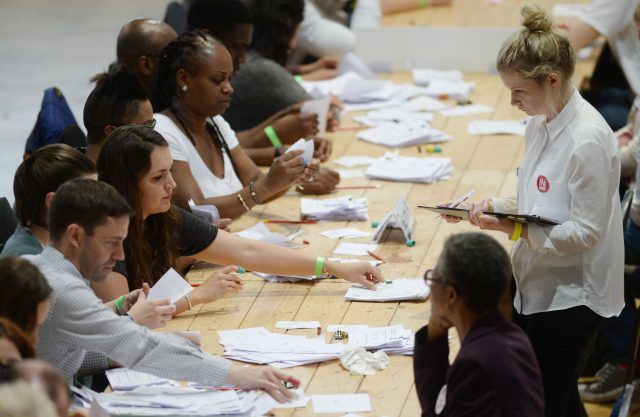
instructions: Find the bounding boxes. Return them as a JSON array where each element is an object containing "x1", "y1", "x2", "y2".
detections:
[
  {"x1": 365, "y1": 154, "x2": 452, "y2": 183},
  {"x1": 357, "y1": 122, "x2": 451, "y2": 147},
  {"x1": 235, "y1": 222, "x2": 297, "y2": 248},
  {"x1": 72, "y1": 382, "x2": 308, "y2": 416},
  {"x1": 352, "y1": 109, "x2": 433, "y2": 127},
  {"x1": 412, "y1": 68, "x2": 464, "y2": 86},
  {"x1": 218, "y1": 327, "x2": 345, "y2": 368},
  {"x1": 348, "y1": 324, "x2": 415, "y2": 355},
  {"x1": 105, "y1": 368, "x2": 179, "y2": 391},
  {"x1": 345, "y1": 279, "x2": 430, "y2": 302},
  {"x1": 301, "y1": 195, "x2": 368, "y2": 221}
]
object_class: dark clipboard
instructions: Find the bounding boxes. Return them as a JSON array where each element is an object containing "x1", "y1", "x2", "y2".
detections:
[{"x1": 417, "y1": 206, "x2": 560, "y2": 226}]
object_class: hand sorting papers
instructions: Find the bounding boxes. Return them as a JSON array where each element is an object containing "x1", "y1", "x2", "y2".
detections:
[
  {"x1": 357, "y1": 122, "x2": 451, "y2": 148},
  {"x1": 218, "y1": 327, "x2": 344, "y2": 368},
  {"x1": 345, "y1": 279, "x2": 430, "y2": 302},
  {"x1": 301, "y1": 195, "x2": 368, "y2": 221},
  {"x1": 254, "y1": 257, "x2": 382, "y2": 283},
  {"x1": 286, "y1": 138, "x2": 315, "y2": 165},
  {"x1": 366, "y1": 153, "x2": 452, "y2": 183}
]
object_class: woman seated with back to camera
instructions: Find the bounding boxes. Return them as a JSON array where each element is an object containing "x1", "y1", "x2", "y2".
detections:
[
  {"x1": 415, "y1": 232, "x2": 544, "y2": 417},
  {"x1": 152, "y1": 31, "x2": 336, "y2": 221}
]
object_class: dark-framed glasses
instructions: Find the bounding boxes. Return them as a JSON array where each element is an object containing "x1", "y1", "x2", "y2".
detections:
[{"x1": 423, "y1": 269, "x2": 448, "y2": 287}]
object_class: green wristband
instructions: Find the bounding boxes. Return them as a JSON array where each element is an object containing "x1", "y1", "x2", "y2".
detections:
[
  {"x1": 264, "y1": 125, "x2": 283, "y2": 148},
  {"x1": 115, "y1": 295, "x2": 125, "y2": 315},
  {"x1": 314, "y1": 256, "x2": 325, "y2": 277},
  {"x1": 294, "y1": 75, "x2": 303, "y2": 83}
]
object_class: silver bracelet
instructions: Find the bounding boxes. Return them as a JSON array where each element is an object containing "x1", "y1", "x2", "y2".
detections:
[{"x1": 184, "y1": 294, "x2": 193, "y2": 310}]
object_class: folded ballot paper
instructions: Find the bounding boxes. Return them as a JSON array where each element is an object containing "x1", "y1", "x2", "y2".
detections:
[
  {"x1": 286, "y1": 138, "x2": 314, "y2": 165},
  {"x1": 301, "y1": 195, "x2": 368, "y2": 221},
  {"x1": 218, "y1": 327, "x2": 345, "y2": 368},
  {"x1": 357, "y1": 122, "x2": 451, "y2": 147},
  {"x1": 345, "y1": 279, "x2": 430, "y2": 302},
  {"x1": 365, "y1": 153, "x2": 452, "y2": 183},
  {"x1": 235, "y1": 222, "x2": 297, "y2": 248}
]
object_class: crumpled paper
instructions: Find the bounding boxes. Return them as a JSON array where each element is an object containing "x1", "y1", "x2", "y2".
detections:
[{"x1": 339, "y1": 347, "x2": 389, "y2": 375}]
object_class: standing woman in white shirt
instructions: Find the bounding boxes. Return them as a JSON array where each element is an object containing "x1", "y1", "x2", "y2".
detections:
[{"x1": 446, "y1": 6, "x2": 624, "y2": 417}]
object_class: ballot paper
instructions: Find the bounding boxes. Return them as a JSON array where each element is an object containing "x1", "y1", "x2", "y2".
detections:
[
  {"x1": 147, "y1": 268, "x2": 192, "y2": 304},
  {"x1": 88, "y1": 385, "x2": 276, "y2": 416},
  {"x1": 235, "y1": 222, "x2": 297, "y2": 248},
  {"x1": 276, "y1": 320, "x2": 321, "y2": 330},
  {"x1": 339, "y1": 52, "x2": 377, "y2": 80},
  {"x1": 400, "y1": 95, "x2": 450, "y2": 112},
  {"x1": 105, "y1": 368, "x2": 179, "y2": 391},
  {"x1": 188, "y1": 199, "x2": 220, "y2": 223},
  {"x1": 353, "y1": 109, "x2": 434, "y2": 127},
  {"x1": 348, "y1": 324, "x2": 415, "y2": 354},
  {"x1": 357, "y1": 122, "x2": 451, "y2": 148},
  {"x1": 320, "y1": 228, "x2": 372, "y2": 239},
  {"x1": 412, "y1": 68, "x2": 464, "y2": 86},
  {"x1": 422, "y1": 80, "x2": 475, "y2": 100},
  {"x1": 438, "y1": 104, "x2": 493, "y2": 117},
  {"x1": 341, "y1": 79, "x2": 396, "y2": 103},
  {"x1": 366, "y1": 154, "x2": 452, "y2": 183},
  {"x1": 286, "y1": 138, "x2": 315, "y2": 165},
  {"x1": 301, "y1": 71, "x2": 361, "y2": 97},
  {"x1": 468, "y1": 120, "x2": 527, "y2": 136},
  {"x1": 218, "y1": 327, "x2": 345, "y2": 368},
  {"x1": 301, "y1": 195, "x2": 368, "y2": 221},
  {"x1": 301, "y1": 96, "x2": 331, "y2": 136},
  {"x1": 345, "y1": 279, "x2": 430, "y2": 302},
  {"x1": 333, "y1": 242, "x2": 378, "y2": 256},
  {"x1": 372, "y1": 196, "x2": 416, "y2": 242},
  {"x1": 312, "y1": 394, "x2": 372, "y2": 413},
  {"x1": 335, "y1": 169, "x2": 365, "y2": 178},
  {"x1": 333, "y1": 156, "x2": 378, "y2": 167}
]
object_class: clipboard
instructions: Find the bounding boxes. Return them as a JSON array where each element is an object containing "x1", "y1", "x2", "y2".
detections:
[{"x1": 417, "y1": 206, "x2": 560, "y2": 226}]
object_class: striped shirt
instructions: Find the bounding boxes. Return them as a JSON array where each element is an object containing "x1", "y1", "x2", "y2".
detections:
[{"x1": 26, "y1": 246, "x2": 231, "y2": 384}]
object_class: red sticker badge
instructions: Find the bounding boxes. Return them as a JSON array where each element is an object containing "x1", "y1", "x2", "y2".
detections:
[{"x1": 537, "y1": 175, "x2": 549, "y2": 193}]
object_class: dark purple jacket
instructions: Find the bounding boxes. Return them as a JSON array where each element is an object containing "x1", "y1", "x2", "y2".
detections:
[{"x1": 413, "y1": 309, "x2": 544, "y2": 417}]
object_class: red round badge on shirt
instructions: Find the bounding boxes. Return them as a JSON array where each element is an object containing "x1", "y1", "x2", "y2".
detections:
[{"x1": 537, "y1": 175, "x2": 549, "y2": 193}]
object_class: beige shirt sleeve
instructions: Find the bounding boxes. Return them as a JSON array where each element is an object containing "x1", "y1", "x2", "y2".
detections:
[{"x1": 489, "y1": 197, "x2": 518, "y2": 214}]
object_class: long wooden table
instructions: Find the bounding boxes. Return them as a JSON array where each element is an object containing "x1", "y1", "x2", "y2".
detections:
[{"x1": 160, "y1": 1, "x2": 611, "y2": 415}]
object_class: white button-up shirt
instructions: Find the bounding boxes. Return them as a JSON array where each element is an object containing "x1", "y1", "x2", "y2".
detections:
[{"x1": 503, "y1": 89, "x2": 624, "y2": 317}]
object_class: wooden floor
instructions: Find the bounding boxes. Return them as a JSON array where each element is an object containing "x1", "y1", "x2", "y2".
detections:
[{"x1": 163, "y1": 1, "x2": 620, "y2": 416}]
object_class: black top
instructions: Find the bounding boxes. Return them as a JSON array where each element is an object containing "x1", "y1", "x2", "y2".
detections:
[
  {"x1": 413, "y1": 309, "x2": 544, "y2": 417},
  {"x1": 113, "y1": 206, "x2": 218, "y2": 278}
]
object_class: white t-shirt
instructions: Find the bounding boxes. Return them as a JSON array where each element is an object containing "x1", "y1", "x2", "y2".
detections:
[
  {"x1": 154, "y1": 114, "x2": 244, "y2": 198},
  {"x1": 580, "y1": 0, "x2": 640, "y2": 94},
  {"x1": 499, "y1": 89, "x2": 624, "y2": 317}
]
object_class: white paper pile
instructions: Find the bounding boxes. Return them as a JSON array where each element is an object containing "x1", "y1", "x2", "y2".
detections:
[
  {"x1": 400, "y1": 95, "x2": 450, "y2": 112},
  {"x1": 235, "y1": 222, "x2": 297, "y2": 248},
  {"x1": 301, "y1": 195, "x2": 368, "y2": 221},
  {"x1": 345, "y1": 279, "x2": 430, "y2": 302},
  {"x1": 439, "y1": 104, "x2": 493, "y2": 117},
  {"x1": 348, "y1": 324, "x2": 415, "y2": 355},
  {"x1": 412, "y1": 68, "x2": 464, "y2": 86},
  {"x1": 422, "y1": 79, "x2": 475, "y2": 100},
  {"x1": 218, "y1": 327, "x2": 345, "y2": 368},
  {"x1": 105, "y1": 368, "x2": 179, "y2": 391},
  {"x1": 312, "y1": 394, "x2": 372, "y2": 413},
  {"x1": 353, "y1": 109, "x2": 434, "y2": 127},
  {"x1": 357, "y1": 122, "x2": 451, "y2": 147},
  {"x1": 72, "y1": 383, "x2": 308, "y2": 416},
  {"x1": 365, "y1": 154, "x2": 452, "y2": 183},
  {"x1": 468, "y1": 120, "x2": 527, "y2": 136}
]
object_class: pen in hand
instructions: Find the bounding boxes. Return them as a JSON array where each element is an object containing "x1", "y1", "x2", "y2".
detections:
[{"x1": 435, "y1": 189, "x2": 476, "y2": 219}]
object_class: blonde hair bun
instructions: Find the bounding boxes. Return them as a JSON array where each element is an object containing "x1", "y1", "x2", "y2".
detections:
[{"x1": 521, "y1": 4, "x2": 552, "y2": 33}]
